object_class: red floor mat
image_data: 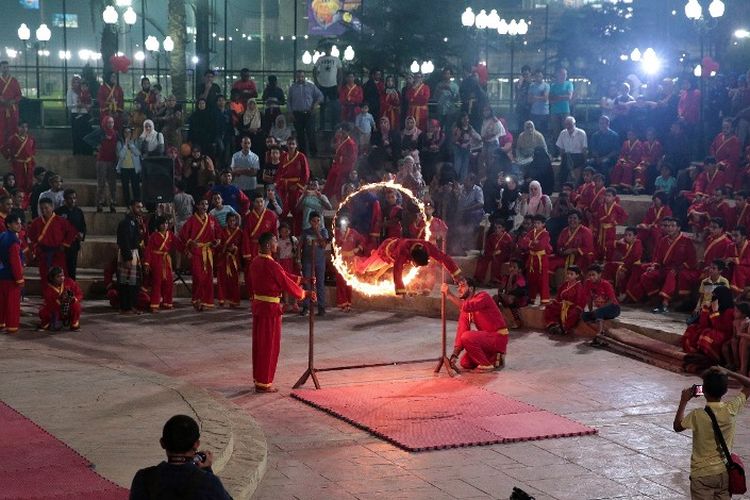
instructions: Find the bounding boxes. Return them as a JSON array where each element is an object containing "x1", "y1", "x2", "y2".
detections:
[
  {"x1": 292, "y1": 379, "x2": 597, "y2": 451},
  {"x1": 0, "y1": 401, "x2": 129, "y2": 499}
]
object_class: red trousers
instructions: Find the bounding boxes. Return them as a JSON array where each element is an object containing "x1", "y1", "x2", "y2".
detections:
[
  {"x1": 189, "y1": 248, "x2": 214, "y2": 308},
  {"x1": 0, "y1": 110, "x2": 18, "y2": 148},
  {"x1": 457, "y1": 330, "x2": 508, "y2": 369},
  {"x1": 335, "y1": 272, "x2": 352, "y2": 307},
  {"x1": 149, "y1": 262, "x2": 174, "y2": 309},
  {"x1": 610, "y1": 161, "x2": 634, "y2": 188},
  {"x1": 733, "y1": 265, "x2": 750, "y2": 293},
  {"x1": 526, "y1": 256, "x2": 550, "y2": 304},
  {"x1": 682, "y1": 325, "x2": 731, "y2": 362},
  {"x1": 473, "y1": 255, "x2": 503, "y2": 284},
  {"x1": 627, "y1": 267, "x2": 679, "y2": 301},
  {"x1": 603, "y1": 262, "x2": 631, "y2": 294},
  {"x1": 543, "y1": 300, "x2": 581, "y2": 331},
  {"x1": 0, "y1": 281, "x2": 22, "y2": 332},
  {"x1": 251, "y1": 300, "x2": 283, "y2": 388},
  {"x1": 278, "y1": 187, "x2": 302, "y2": 220},
  {"x1": 217, "y1": 258, "x2": 241, "y2": 307},
  {"x1": 39, "y1": 301, "x2": 81, "y2": 330},
  {"x1": 596, "y1": 227, "x2": 616, "y2": 261},
  {"x1": 11, "y1": 159, "x2": 34, "y2": 194},
  {"x1": 38, "y1": 249, "x2": 67, "y2": 284}
]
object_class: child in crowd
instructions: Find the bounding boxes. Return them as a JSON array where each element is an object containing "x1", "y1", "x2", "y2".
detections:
[
  {"x1": 724, "y1": 302, "x2": 750, "y2": 374},
  {"x1": 518, "y1": 215, "x2": 552, "y2": 306},
  {"x1": 694, "y1": 260, "x2": 731, "y2": 315},
  {"x1": 654, "y1": 163, "x2": 677, "y2": 199},
  {"x1": 603, "y1": 226, "x2": 642, "y2": 297},
  {"x1": 355, "y1": 103, "x2": 376, "y2": 152},
  {"x1": 382, "y1": 188, "x2": 404, "y2": 239},
  {"x1": 582, "y1": 264, "x2": 621, "y2": 335},
  {"x1": 144, "y1": 216, "x2": 175, "y2": 312},
  {"x1": 216, "y1": 212, "x2": 242, "y2": 308},
  {"x1": 474, "y1": 219, "x2": 513, "y2": 286},
  {"x1": 209, "y1": 192, "x2": 239, "y2": 228},
  {"x1": 495, "y1": 259, "x2": 528, "y2": 328},
  {"x1": 276, "y1": 222, "x2": 300, "y2": 313},
  {"x1": 544, "y1": 265, "x2": 585, "y2": 335},
  {"x1": 39, "y1": 266, "x2": 83, "y2": 331}
]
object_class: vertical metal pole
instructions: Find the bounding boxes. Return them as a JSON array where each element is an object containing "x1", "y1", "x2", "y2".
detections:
[
  {"x1": 223, "y1": 0, "x2": 228, "y2": 92},
  {"x1": 293, "y1": 0, "x2": 298, "y2": 74},
  {"x1": 35, "y1": 45, "x2": 40, "y2": 99},
  {"x1": 156, "y1": 53, "x2": 161, "y2": 85},
  {"x1": 699, "y1": 28, "x2": 705, "y2": 157},
  {"x1": 509, "y1": 38, "x2": 515, "y2": 116},
  {"x1": 24, "y1": 46, "x2": 29, "y2": 95},
  {"x1": 543, "y1": 5, "x2": 549, "y2": 76},
  {"x1": 62, "y1": 0, "x2": 68, "y2": 104},
  {"x1": 141, "y1": 0, "x2": 146, "y2": 76}
]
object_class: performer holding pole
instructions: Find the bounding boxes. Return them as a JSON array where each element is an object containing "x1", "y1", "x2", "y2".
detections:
[{"x1": 442, "y1": 278, "x2": 508, "y2": 373}]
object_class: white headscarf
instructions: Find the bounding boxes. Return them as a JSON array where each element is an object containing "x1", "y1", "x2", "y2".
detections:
[
  {"x1": 140, "y1": 119, "x2": 158, "y2": 143},
  {"x1": 527, "y1": 180, "x2": 544, "y2": 214}
]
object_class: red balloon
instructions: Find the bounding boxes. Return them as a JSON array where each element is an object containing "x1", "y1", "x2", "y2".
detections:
[
  {"x1": 702, "y1": 56, "x2": 719, "y2": 74},
  {"x1": 109, "y1": 54, "x2": 131, "y2": 73}
]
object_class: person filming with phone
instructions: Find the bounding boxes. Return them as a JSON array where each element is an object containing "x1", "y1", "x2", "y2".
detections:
[
  {"x1": 129, "y1": 414, "x2": 232, "y2": 499},
  {"x1": 674, "y1": 366, "x2": 750, "y2": 498}
]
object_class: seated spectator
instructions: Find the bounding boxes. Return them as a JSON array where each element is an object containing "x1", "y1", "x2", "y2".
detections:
[
  {"x1": 154, "y1": 95, "x2": 183, "y2": 149},
  {"x1": 515, "y1": 120, "x2": 547, "y2": 165},
  {"x1": 727, "y1": 303, "x2": 750, "y2": 375},
  {"x1": 594, "y1": 188, "x2": 628, "y2": 261},
  {"x1": 129, "y1": 414, "x2": 231, "y2": 500},
  {"x1": 654, "y1": 163, "x2": 677, "y2": 199},
  {"x1": 582, "y1": 264, "x2": 621, "y2": 335},
  {"x1": 551, "y1": 210, "x2": 595, "y2": 273},
  {"x1": 544, "y1": 265, "x2": 585, "y2": 335},
  {"x1": 401, "y1": 115, "x2": 422, "y2": 161},
  {"x1": 209, "y1": 193, "x2": 239, "y2": 228},
  {"x1": 693, "y1": 260, "x2": 730, "y2": 317},
  {"x1": 262, "y1": 75, "x2": 286, "y2": 132},
  {"x1": 682, "y1": 285, "x2": 735, "y2": 362},
  {"x1": 547, "y1": 184, "x2": 574, "y2": 247},
  {"x1": 524, "y1": 147, "x2": 555, "y2": 195},
  {"x1": 369, "y1": 116, "x2": 401, "y2": 177},
  {"x1": 117, "y1": 127, "x2": 142, "y2": 208},
  {"x1": 187, "y1": 98, "x2": 216, "y2": 159},
  {"x1": 395, "y1": 156, "x2": 425, "y2": 199},
  {"x1": 610, "y1": 129, "x2": 643, "y2": 193},
  {"x1": 269, "y1": 114, "x2": 292, "y2": 144},
  {"x1": 456, "y1": 173, "x2": 484, "y2": 253},
  {"x1": 518, "y1": 180, "x2": 552, "y2": 219},
  {"x1": 556, "y1": 116, "x2": 587, "y2": 186},
  {"x1": 706, "y1": 188, "x2": 733, "y2": 228},
  {"x1": 710, "y1": 118, "x2": 741, "y2": 191},
  {"x1": 733, "y1": 191, "x2": 750, "y2": 231},
  {"x1": 419, "y1": 119, "x2": 447, "y2": 185},
  {"x1": 495, "y1": 259, "x2": 529, "y2": 328},
  {"x1": 699, "y1": 218, "x2": 734, "y2": 276},
  {"x1": 452, "y1": 112, "x2": 481, "y2": 182},
  {"x1": 586, "y1": 115, "x2": 621, "y2": 181},
  {"x1": 731, "y1": 226, "x2": 750, "y2": 294},
  {"x1": 641, "y1": 127, "x2": 663, "y2": 192},
  {"x1": 603, "y1": 226, "x2": 642, "y2": 297}
]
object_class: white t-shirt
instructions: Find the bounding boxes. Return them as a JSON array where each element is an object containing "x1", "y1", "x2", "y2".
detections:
[
  {"x1": 556, "y1": 127, "x2": 588, "y2": 154},
  {"x1": 315, "y1": 56, "x2": 341, "y2": 88}
]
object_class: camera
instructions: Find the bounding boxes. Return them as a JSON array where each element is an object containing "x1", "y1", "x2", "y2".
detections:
[
  {"x1": 692, "y1": 384, "x2": 704, "y2": 397},
  {"x1": 192, "y1": 452, "x2": 207, "y2": 465}
]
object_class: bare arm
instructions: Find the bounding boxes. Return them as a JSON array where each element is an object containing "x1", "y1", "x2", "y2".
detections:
[{"x1": 673, "y1": 386, "x2": 693, "y2": 432}]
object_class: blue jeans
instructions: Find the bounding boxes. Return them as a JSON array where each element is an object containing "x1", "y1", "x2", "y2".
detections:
[
  {"x1": 582, "y1": 304, "x2": 621, "y2": 322},
  {"x1": 453, "y1": 147, "x2": 471, "y2": 181},
  {"x1": 303, "y1": 259, "x2": 326, "y2": 309}
]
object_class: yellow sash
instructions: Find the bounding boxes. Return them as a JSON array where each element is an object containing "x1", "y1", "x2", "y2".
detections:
[
  {"x1": 345, "y1": 84, "x2": 358, "y2": 101},
  {"x1": 704, "y1": 235, "x2": 728, "y2": 261},
  {"x1": 37, "y1": 214, "x2": 57, "y2": 243},
  {"x1": 0, "y1": 76, "x2": 17, "y2": 118},
  {"x1": 661, "y1": 234, "x2": 683, "y2": 265},
  {"x1": 249, "y1": 208, "x2": 267, "y2": 240},
  {"x1": 254, "y1": 294, "x2": 280, "y2": 303},
  {"x1": 223, "y1": 227, "x2": 240, "y2": 276}
]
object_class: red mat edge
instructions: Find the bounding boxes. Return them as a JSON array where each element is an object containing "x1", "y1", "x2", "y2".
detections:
[
  {"x1": 290, "y1": 391, "x2": 598, "y2": 452},
  {"x1": 0, "y1": 401, "x2": 130, "y2": 493}
]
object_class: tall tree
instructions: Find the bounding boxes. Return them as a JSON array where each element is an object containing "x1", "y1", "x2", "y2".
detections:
[{"x1": 168, "y1": 0, "x2": 188, "y2": 100}]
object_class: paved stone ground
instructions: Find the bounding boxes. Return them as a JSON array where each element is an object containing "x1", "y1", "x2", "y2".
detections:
[{"x1": 2, "y1": 298, "x2": 750, "y2": 499}]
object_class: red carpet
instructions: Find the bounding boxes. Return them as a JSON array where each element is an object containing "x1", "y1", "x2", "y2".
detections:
[
  {"x1": 292, "y1": 379, "x2": 597, "y2": 451},
  {"x1": 0, "y1": 401, "x2": 129, "y2": 499}
]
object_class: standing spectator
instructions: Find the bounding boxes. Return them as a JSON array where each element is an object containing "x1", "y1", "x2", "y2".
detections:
[
  {"x1": 262, "y1": 75, "x2": 286, "y2": 133},
  {"x1": 420, "y1": 119, "x2": 447, "y2": 185},
  {"x1": 313, "y1": 47, "x2": 342, "y2": 131},
  {"x1": 556, "y1": 116, "x2": 588, "y2": 187},
  {"x1": 480, "y1": 105, "x2": 506, "y2": 178},
  {"x1": 354, "y1": 103, "x2": 376, "y2": 151},
  {"x1": 300, "y1": 212, "x2": 329, "y2": 316},
  {"x1": 138, "y1": 119, "x2": 165, "y2": 158},
  {"x1": 338, "y1": 71, "x2": 363, "y2": 123},
  {"x1": 37, "y1": 175, "x2": 65, "y2": 212},
  {"x1": 452, "y1": 112, "x2": 481, "y2": 182},
  {"x1": 528, "y1": 69, "x2": 550, "y2": 140},
  {"x1": 134, "y1": 77, "x2": 155, "y2": 121},
  {"x1": 435, "y1": 68, "x2": 460, "y2": 131},
  {"x1": 196, "y1": 70, "x2": 221, "y2": 108},
  {"x1": 55, "y1": 189, "x2": 86, "y2": 280},
  {"x1": 362, "y1": 69, "x2": 384, "y2": 120},
  {"x1": 515, "y1": 65, "x2": 533, "y2": 127},
  {"x1": 214, "y1": 95, "x2": 233, "y2": 167},
  {"x1": 369, "y1": 116, "x2": 401, "y2": 177},
  {"x1": 84, "y1": 115, "x2": 119, "y2": 213},
  {"x1": 269, "y1": 115, "x2": 292, "y2": 144},
  {"x1": 187, "y1": 98, "x2": 216, "y2": 160},
  {"x1": 519, "y1": 180, "x2": 552, "y2": 219},
  {"x1": 406, "y1": 73, "x2": 431, "y2": 131},
  {"x1": 67, "y1": 76, "x2": 92, "y2": 155},
  {"x1": 457, "y1": 173, "x2": 484, "y2": 253},
  {"x1": 116, "y1": 200, "x2": 145, "y2": 314},
  {"x1": 526, "y1": 147, "x2": 555, "y2": 195},
  {"x1": 549, "y1": 68, "x2": 574, "y2": 157},
  {"x1": 116, "y1": 127, "x2": 142, "y2": 207},
  {"x1": 97, "y1": 72, "x2": 124, "y2": 131},
  {"x1": 516, "y1": 121, "x2": 548, "y2": 165},
  {"x1": 400, "y1": 116, "x2": 422, "y2": 159},
  {"x1": 400, "y1": 74, "x2": 414, "y2": 130},
  {"x1": 229, "y1": 136, "x2": 259, "y2": 199},
  {"x1": 1, "y1": 121, "x2": 36, "y2": 193},
  {"x1": 288, "y1": 70, "x2": 323, "y2": 156},
  {"x1": 459, "y1": 65, "x2": 487, "y2": 131},
  {"x1": 232, "y1": 68, "x2": 258, "y2": 102},
  {"x1": 29, "y1": 167, "x2": 47, "y2": 220},
  {"x1": 239, "y1": 98, "x2": 263, "y2": 158},
  {"x1": 154, "y1": 95, "x2": 183, "y2": 149},
  {"x1": 381, "y1": 76, "x2": 401, "y2": 132}
]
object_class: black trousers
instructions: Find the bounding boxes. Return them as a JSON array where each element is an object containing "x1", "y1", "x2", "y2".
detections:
[
  {"x1": 119, "y1": 283, "x2": 138, "y2": 311},
  {"x1": 65, "y1": 243, "x2": 79, "y2": 280},
  {"x1": 293, "y1": 111, "x2": 317, "y2": 156},
  {"x1": 120, "y1": 169, "x2": 141, "y2": 207},
  {"x1": 582, "y1": 304, "x2": 621, "y2": 322}
]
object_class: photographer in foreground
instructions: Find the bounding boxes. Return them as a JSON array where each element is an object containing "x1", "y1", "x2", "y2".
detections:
[
  {"x1": 674, "y1": 367, "x2": 750, "y2": 499},
  {"x1": 129, "y1": 414, "x2": 232, "y2": 500}
]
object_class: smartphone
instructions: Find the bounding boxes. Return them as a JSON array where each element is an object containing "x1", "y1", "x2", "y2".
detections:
[{"x1": 693, "y1": 384, "x2": 704, "y2": 397}]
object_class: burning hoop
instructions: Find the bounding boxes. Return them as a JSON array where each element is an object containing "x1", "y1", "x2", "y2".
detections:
[{"x1": 331, "y1": 181, "x2": 431, "y2": 297}]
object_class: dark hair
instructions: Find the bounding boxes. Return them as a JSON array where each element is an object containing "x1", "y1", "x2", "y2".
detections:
[
  {"x1": 709, "y1": 217, "x2": 725, "y2": 229},
  {"x1": 625, "y1": 226, "x2": 637, "y2": 235},
  {"x1": 567, "y1": 209, "x2": 582, "y2": 220},
  {"x1": 410, "y1": 245, "x2": 429, "y2": 266},
  {"x1": 521, "y1": 65, "x2": 531, "y2": 73},
  {"x1": 39, "y1": 197, "x2": 54, "y2": 207},
  {"x1": 736, "y1": 190, "x2": 749, "y2": 199},
  {"x1": 702, "y1": 369, "x2": 728, "y2": 399},
  {"x1": 704, "y1": 156, "x2": 717, "y2": 165},
  {"x1": 6, "y1": 213, "x2": 22, "y2": 226},
  {"x1": 258, "y1": 232, "x2": 276, "y2": 247},
  {"x1": 161, "y1": 415, "x2": 200, "y2": 453},
  {"x1": 735, "y1": 226, "x2": 748, "y2": 237},
  {"x1": 154, "y1": 215, "x2": 167, "y2": 227},
  {"x1": 63, "y1": 188, "x2": 76, "y2": 199},
  {"x1": 509, "y1": 259, "x2": 524, "y2": 268},
  {"x1": 47, "y1": 266, "x2": 63, "y2": 282},
  {"x1": 533, "y1": 214, "x2": 547, "y2": 223},
  {"x1": 204, "y1": 70, "x2": 215, "y2": 76},
  {"x1": 130, "y1": 199, "x2": 142, "y2": 207},
  {"x1": 737, "y1": 302, "x2": 750, "y2": 318},
  {"x1": 711, "y1": 259, "x2": 727, "y2": 272},
  {"x1": 226, "y1": 212, "x2": 239, "y2": 222},
  {"x1": 0, "y1": 195, "x2": 9, "y2": 205},
  {"x1": 712, "y1": 285, "x2": 734, "y2": 312},
  {"x1": 308, "y1": 211, "x2": 321, "y2": 221},
  {"x1": 562, "y1": 182, "x2": 575, "y2": 190},
  {"x1": 605, "y1": 187, "x2": 617, "y2": 196},
  {"x1": 175, "y1": 180, "x2": 186, "y2": 191},
  {"x1": 587, "y1": 263, "x2": 603, "y2": 274},
  {"x1": 464, "y1": 277, "x2": 477, "y2": 290},
  {"x1": 567, "y1": 265, "x2": 581, "y2": 276},
  {"x1": 653, "y1": 191, "x2": 668, "y2": 205},
  {"x1": 34, "y1": 167, "x2": 46, "y2": 176},
  {"x1": 268, "y1": 145, "x2": 282, "y2": 152},
  {"x1": 141, "y1": 77, "x2": 150, "y2": 84}
]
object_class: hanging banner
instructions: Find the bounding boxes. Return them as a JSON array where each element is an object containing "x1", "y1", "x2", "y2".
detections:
[{"x1": 308, "y1": 0, "x2": 362, "y2": 36}]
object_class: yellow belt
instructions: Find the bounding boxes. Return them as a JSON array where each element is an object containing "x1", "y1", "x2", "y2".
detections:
[
  {"x1": 561, "y1": 300, "x2": 575, "y2": 323},
  {"x1": 254, "y1": 294, "x2": 280, "y2": 303},
  {"x1": 195, "y1": 242, "x2": 213, "y2": 272},
  {"x1": 598, "y1": 224, "x2": 614, "y2": 246},
  {"x1": 529, "y1": 250, "x2": 545, "y2": 273},
  {"x1": 497, "y1": 328, "x2": 509, "y2": 336},
  {"x1": 153, "y1": 250, "x2": 173, "y2": 280},
  {"x1": 226, "y1": 253, "x2": 238, "y2": 277}
]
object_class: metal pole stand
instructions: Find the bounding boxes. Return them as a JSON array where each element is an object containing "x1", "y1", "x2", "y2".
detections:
[
  {"x1": 293, "y1": 243, "x2": 320, "y2": 389},
  {"x1": 434, "y1": 239, "x2": 456, "y2": 377}
]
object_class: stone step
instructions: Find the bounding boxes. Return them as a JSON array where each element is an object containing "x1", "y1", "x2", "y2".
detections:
[{"x1": 34, "y1": 150, "x2": 97, "y2": 179}]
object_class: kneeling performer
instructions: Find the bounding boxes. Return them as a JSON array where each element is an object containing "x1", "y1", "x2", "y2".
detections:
[{"x1": 442, "y1": 278, "x2": 508, "y2": 372}]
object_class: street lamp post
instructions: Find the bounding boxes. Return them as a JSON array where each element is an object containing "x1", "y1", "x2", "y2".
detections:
[
  {"x1": 17, "y1": 23, "x2": 30, "y2": 95},
  {"x1": 498, "y1": 18, "x2": 528, "y2": 115},
  {"x1": 145, "y1": 35, "x2": 160, "y2": 84},
  {"x1": 103, "y1": 2, "x2": 138, "y2": 73},
  {"x1": 683, "y1": 0, "x2": 725, "y2": 155},
  {"x1": 34, "y1": 23, "x2": 51, "y2": 99}
]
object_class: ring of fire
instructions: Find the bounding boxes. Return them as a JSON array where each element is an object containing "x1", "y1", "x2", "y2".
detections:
[{"x1": 331, "y1": 181, "x2": 431, "y2": 297}]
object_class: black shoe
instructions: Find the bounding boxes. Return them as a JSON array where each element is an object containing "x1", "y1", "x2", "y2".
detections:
[
  {"x1": 317, "y1": 307, "x2": 326, "y2": 317},
  {"x1": 96, "y1": 205, "x2": 103, "y2": 213},
  {"x1": 299, "y1": 307, "x2": 308, "y2": 316},
  {"x1": 652, "y1": 305, "x2": 668, "y2": 314},
  {"x1": 109, "y1": 205, "x2": 116, "y2": 213}
]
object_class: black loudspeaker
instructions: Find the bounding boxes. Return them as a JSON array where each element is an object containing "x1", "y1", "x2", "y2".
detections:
[{"x1": 141, "y1": 157, "x2": 175, "y2": 204}]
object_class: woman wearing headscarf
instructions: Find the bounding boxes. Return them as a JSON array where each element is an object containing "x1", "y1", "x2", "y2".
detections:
[
  {"x1": 187, "y1": 98, "x2": 216, "y2": 159},
  {"x1": 682, "y1": 285, "x2": 735, "y2": 362},
  {"x1": 138, "y1": 119, "x2": 164, "y2": 157},
  {"x1": 270, "y1": 114, "x2": 292, "y2": 143},
  {"x1": 516, "y1": 120, "x2": 548, "y2": 164},
  {"x1": 368, "y1": 116, "x2": 401, "y2": 178},
  {"x1": 419, "y1": 119, "x2": 447, "y2": 185},
  {"x1": 239, "y1": 98, "x2": 264, "y2": 157},
  {"x1": 526, "y1": 146, "x2": 555, "y2": 195},
  {"x1": 496, "y1": 175, "x2": 520, "y2": 226},
  {"x1": 401, "y1": 116, "x2": 422, "y2": 159},
  {"x1": 518, "y1": 180, "x2": 552, "y2": 219},
  {"x1": 480, "y1": 105, "x2": 505, "y2": 178}
]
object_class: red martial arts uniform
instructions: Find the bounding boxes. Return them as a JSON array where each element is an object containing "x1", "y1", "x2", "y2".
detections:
[
  {"x1": 474, "y1": 230, "x2": 513, "y2": 284},
  {"x1": 381, "y1": 89, "x2": 401, "y2": 129},
  {"x1": 626, "y1": 232, "x2": 697, "y2": 302},
  {"x1": 323, "y1": 136, "x2": 358, "y2": 199},
  {"x1": 178, "y1": 213, "x2": 221, "y2": 309},
  {"x1": 575, "y1": 181, "x2": 596, "y2": 217},
  {"x1": 0, "y1": 230, "x2": 24, "y2": 332},
  {"x1": 587, "y1": 187, "x2": 606, "y2": 228},
  {"x1": 97, "y1": 83, "x2": 125, "y2": 116},
  {"x1": 518, "y1": 227, "x2": 552, "y2": 304},
  {"x1": 544, "y1": 279, "x2": 586, "y2": 332},
  {"x1": 641, "y1": 139, "x2": 663, "y2": 167},
  {"x1": 595, "y1": 200, "x2": 628, "y2": 261},
  {"x1": 275, "y1": 150, "x2": 310, "y2": 220},
  {"x1": 732, "y1": 240, "x2": 750, "y2": 293},
  {"x1": 39, "y1": 278, "x2": 83, "y2": 330},
  {"x1": 406, "y1": 82, "x2": 430, "y2": 130},
  {"x1": 242, "y1": 208, "x2": 278, "y2": 294},
  {"x1": 339, "y1": 83, "x2": 364, "y2": 123},
  {"x1": 691, "y1": 168, "x2": 727, "y2": 198},
  {"x1": 1, "y1": 131, "x2": 35, "y2": 193},
  {"x1": 610, "y1": 139, "x2": 644, "y2": 190},
  {"x1": 706, "y1": 199, "x2": 734, "y2": 228},
  {"x1": 710, "y1": 132, "x2": 741, "y2": 190},
  {"x1": 732, "y1": 203, "x2": 750, "y2": 232},
  {"x1": 249, "y1": 253, "x2": 305, "y2": 390},
  {"x1": 409, "y1": 216, "x2": 448, "y2": 244},
  {"x1": 603, "y1": 238, "x2": 643, "y2": 293},
  {"x1": 682, "y1": 307, "x2": 735, "y2": 362},
  {"x1": 701, "y1": 233, "x2": 734, "y2": 272},
  {"x1": 144, "y1": 230, "x2": 175, "y2": 310},
  {"x1": 639, "y1": 203, "x2": 674, "y2": 248},
  {"x1": 382, "y1": 203, "x2": 403, "y2": 239},
  {"x1": 0, "y1": 74, "x2": 22, "y2": 147},
  {"x1": 27, "y1": 213, "x2": 76, "y2": 284},
  {"x1": 217, "y1": 226, "x2": 242, "y2": 307},
  {"x1": 454, "y1": 291, "x2": 509, "y2": 370},
  {"x1": 553, "y1": 224, "x2": 595, "y2": 272},
  {"x1": 335, "y1": 227, "x2": 366, "y2": 308},
  {"x1": 584, "y1": 278, "x2": 618, "y2": 310}
]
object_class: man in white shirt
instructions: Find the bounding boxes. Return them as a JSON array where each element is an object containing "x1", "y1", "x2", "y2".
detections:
[
  {"x1": 556, "y1": 116, "x2": 588, "y2": 185},
  {"x1": 38, "y1": 175, "x2": 66, "y2": 212},
  {"x1": 313, "y1": 47, "x2": 342, "y2": 132},
  {"x1": 229, "y1": 136, "x2": 260, "y2": 198}
]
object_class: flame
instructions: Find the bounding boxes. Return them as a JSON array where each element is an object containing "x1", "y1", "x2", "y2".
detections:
[{"x1": 332, "y1": 181, "x2": 430, "y2": 297}]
